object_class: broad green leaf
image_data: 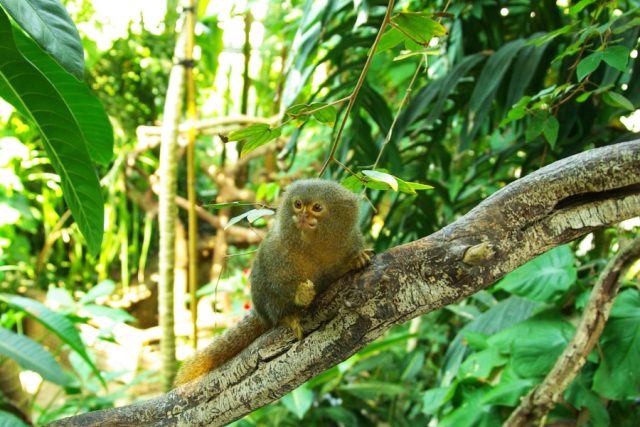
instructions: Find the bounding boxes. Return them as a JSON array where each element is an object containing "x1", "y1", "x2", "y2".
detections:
[
  {"x1": 0, "y1": 326, "x2": 71, "y2": 386},
  {"x1": 495, "y1": 245, "x2": 576, "y2": 302},
  {"x1": 509, "y1": 315, "x2": 574, "y2": 378},
  {"x1": 390, "y1": 12, "x2": 447, "y2": 46},
  {"x1": 13, "y1": 27, "x2": 113, "y2": 165},
  {"x1": 593, "y1": 289, "x2": 640, "y2": 400},
  {"x1": 576, "y1": 52, "x2": 602, "y2": 81},
  {"x1": 227, "y1": 124, "x2": 270, "y2": 141},
  {"x1": 481, "y1": 378, "x2": 534, "y2": 406},
  {"x1": 500, "y1": 96, "x2": 531, "y2": 128},
  {"x1": 0, "y1": 293, "x2": 105, "y2": 386},
  {"x1": 459, "y1": 346, "x2": 507, "y2": 380},
  {"x1": 566, "y1": 375, "x2": 610, "y2": 427},
  {"x1": 602, "y1": 91, "x2": 634, "y2": 111},
  {"x1": 281, "y1": 383, "x2": 313, "y2": 420},
  {"x1": 542, "y1": 115, "x2": 559, "y2": 148},
  {"x1": 422, "y1": 385, "x2": 456, "y2": 415},
  {"x1": 0, "y1": 0, "x2": 85, "y2": 79},
  {"x1": 362, "y1": 170, "x2": 399, "y2": 191},
  {"x1": 602, "y1": 46, "x2": 630, "y2": 72},
  {"x1": 341, "y1": 175, "x2": 365, "y2": 192},
  {"x1": 0, "y1": 8, "x2": 104, "y2": 255},
  {"x1": 311, "y1": 104, "x2": 337, "y2": 127},
  {"x1": 0, "y1": 410, "x2": 31, "y2": 427},
  {"x1": 440, "y1": 297, "x2": 541, "y2": 386},
  {"x1": 374, "y1": 26, "x2": 405, "y2": 54}
]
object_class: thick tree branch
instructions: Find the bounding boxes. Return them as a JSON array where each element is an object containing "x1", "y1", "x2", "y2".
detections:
[
  {"x1": 505, "y1": 236, "x2": 640, "y2": 426},
  {"x1": 48, "y1": 140, "x2": 640, "y2": 427}
]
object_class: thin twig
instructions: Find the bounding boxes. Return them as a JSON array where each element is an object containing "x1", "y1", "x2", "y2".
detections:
[{"x1": 318, "y1": 0, "x2": 397, "y2": 177}]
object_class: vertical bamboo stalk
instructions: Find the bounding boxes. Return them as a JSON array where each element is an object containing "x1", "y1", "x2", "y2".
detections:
[{"x1": 185, "y1": 0, "x2": 199, "y2": 349}]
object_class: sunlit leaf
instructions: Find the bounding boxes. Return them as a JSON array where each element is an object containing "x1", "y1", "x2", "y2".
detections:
[
  {"x1": 569, "y1": 0, "x2": 597, "y2": 16},
  {"x1": 362, "y1": 170, "x2": 399, "y2": 191},
  {"x1": 390, "y1": 12, "x2": 447, "y2": 46},
  {"x1": 246, "y1": 208, "x2": 275, "y2": 223},
  {"x1": 374, "y1": 26, "x2": 405, "y2": 54},
  {"x1": 227, "y1": 124, "x2": 270, "y2": 141},
  {"x1": 79, "y1": 279, "x2": 116, "y2": 305},
  {"x1": 0, "y1": 0, "x2": 85, "y2": 79},
  {"x1": 240, "y1": 127, "x2": 281, "y2": 157},
  {"x1": 0, "y1": 8, "x2": 104, "y2": 255}
]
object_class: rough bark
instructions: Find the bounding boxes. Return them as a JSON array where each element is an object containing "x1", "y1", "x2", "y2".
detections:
[{"x1": 47, "y1": 140, "x2": 640, "y2": 427}]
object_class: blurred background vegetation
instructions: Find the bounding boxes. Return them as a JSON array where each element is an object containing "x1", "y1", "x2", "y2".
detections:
[{"x1": 0, "y1": 0, "x2": 639, "y2": 425}]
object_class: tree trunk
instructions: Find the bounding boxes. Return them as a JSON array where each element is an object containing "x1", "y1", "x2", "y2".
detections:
[{"x1": 47, "y1": 140, "x2": 640, "y2": 426}]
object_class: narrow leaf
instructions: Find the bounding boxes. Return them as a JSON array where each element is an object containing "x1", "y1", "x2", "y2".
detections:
[
  {"x1": 246, "y1": 208, "x2": 275, "y2": 223},
  {"x1": 0, "y1": 0, "x2": 85, "y2": 79},
  {"x1": 602, "y1": 91, "x2": 634, "y2": 110}
]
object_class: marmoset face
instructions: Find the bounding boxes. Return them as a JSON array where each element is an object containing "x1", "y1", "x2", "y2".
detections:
[{"x1": 290, "y1": 198, "x2": 327, "y2": 231}]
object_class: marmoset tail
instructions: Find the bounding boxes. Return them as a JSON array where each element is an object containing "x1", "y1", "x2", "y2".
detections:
[{"x1": 174, "y1": 178, "x2": 371, "y2": 387}]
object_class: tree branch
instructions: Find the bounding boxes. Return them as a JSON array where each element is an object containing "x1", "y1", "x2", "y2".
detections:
[
  {"x1": 504, "y1": 236, "x2": 640, "y2": 426},
  {"x1": 48, "y1": 140, "x2": 640, "y2": 427}
]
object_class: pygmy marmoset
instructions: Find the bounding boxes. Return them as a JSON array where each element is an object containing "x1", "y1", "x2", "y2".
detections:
[{"x1": 174, "y1": 178, "x2": 371, "y2": 386}]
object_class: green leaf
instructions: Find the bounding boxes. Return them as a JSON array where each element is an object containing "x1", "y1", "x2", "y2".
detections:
[
  {"x1": 568, "y1": 0, "x2": 597, "y2": 15},
  {"x1": 593, "y1": 289, "x2": 640, "y2": 400},
  {"x1": 390, "y1": 12, "x2": 447, "y2": 46},
  {"x1": 12, "y1": 26, "x2": 113, "y2": 165},
  {"x1": 481, "y1": 378, "x2": 534, "y2": 406},
  {"x1": 542, "y1": 115, "x2": 559, "y2": 148},
  {"x1": 0, "y1": 409, "x2": 31, "y2": 427},
  {"x1": 79, "y1": 279, "x2": 116, "y2": 304},
  {"x1": 362, "y1": 170, "x2": 399, "y2": 191},
  {"x1": 0, "y1": 0, "x2": 85, "y2": 79},
  {"x1": 576, "y1": 52, "x2": 603, "y2": 81},
  {"x1": 341, "y1": 175, "x2": 365, "y2": 192},
  {"x1": 225, "y1": 208, "x2": 274, "y2": 229},
  {"x1": 84, "y1": 304, "x2": 135, "y2": 323},
  {"x1": 525, "y1": 110, "x2": 546, "y2": 142},
  {"x1": 0, "y1": 326, "x2": 71, "y2": 386},
  {"x1": 459, "y1": 346, "x2": 507, "y2": 380},
  {"x1": 227, "y1": 124, "x2": 270, "y2": 141},
  {"x1": 493, "y1": 313, "x2": 574, "y2": 378},
  {"x1": 496, "y1": 245, "x2": 576, "y2": 302},
  {"x1": 602, "y1": 46, "x2": 630, "y2": 72},
  {"x1": 422, "y1": 385, "x2": 456, "y2": 415},
  {"x1": 281, "y1": 383, "x2": 313, "y2": 420},
  {"x1": 602, "y1": 91, "x2": 634, "y2": 110},
  {"x1": 340, "y1": 381, "x2": 407, "y2": 399},
  {"x1": 0, "y1": 8, "x2": 104, "y2": 255},
  {"x1": 374, "y1": 26, "x2": 406, "y2": 54},
  {"x1": 0, "y1": 293, "x2": 105, "y2": 387},
  {"x1": 240, "y1": 127, "x2": 281, "y2": 157}
]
